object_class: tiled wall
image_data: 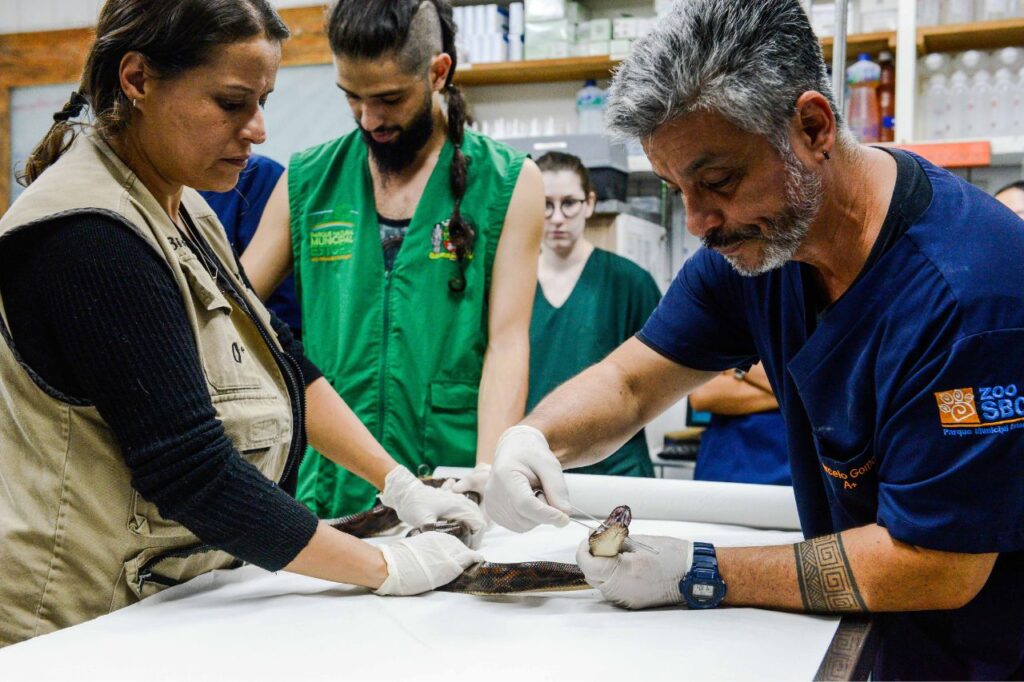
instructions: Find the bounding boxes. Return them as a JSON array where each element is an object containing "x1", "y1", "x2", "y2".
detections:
[{"x1": 0, "y1": 0, "x2": 318, "y2": 35}]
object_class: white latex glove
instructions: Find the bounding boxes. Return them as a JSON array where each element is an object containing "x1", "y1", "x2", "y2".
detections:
[
  {"x1": 374, "y1": 531, "x2": 483, "y2": 596},
  {"x1": 449, "y1": 463, "x2": 490, "y2": 498},
  {"x1": 380, "y1": 465, "x2": 487, "y2": 548},
  {"x1": 484, "y1": 425, "x2": 570, "y2": 533},
  {"x1": 575, "y1": 534, "x2": 695, "y2": 610}
]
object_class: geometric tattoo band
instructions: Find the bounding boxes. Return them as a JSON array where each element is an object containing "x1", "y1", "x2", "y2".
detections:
[{"x1": 794, "y1": 533, "x2": 868, "y2": 613}]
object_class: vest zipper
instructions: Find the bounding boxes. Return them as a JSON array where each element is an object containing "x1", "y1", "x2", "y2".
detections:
[
  {"x1": 136, "y1": 542, "x2": 231, "y2": 591},
  {"x1": 378, "y1": 270, "x2": 393, "y2": 442},
  {"x1": 178, "y1": 212, "x2": 306, "y2": 487},
  {"x1": 147, "y1": 213, "x2": 308, "y2": 578}
]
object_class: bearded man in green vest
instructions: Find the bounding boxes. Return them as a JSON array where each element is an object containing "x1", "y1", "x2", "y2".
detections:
[{"x1": 244, "y1": 0, "x2": 544, "y2": 517}]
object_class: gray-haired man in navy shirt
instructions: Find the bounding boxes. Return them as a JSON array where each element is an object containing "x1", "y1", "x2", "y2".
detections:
[{"x1": 482, "y1": 1, "x2": 1024, "y2": 678}]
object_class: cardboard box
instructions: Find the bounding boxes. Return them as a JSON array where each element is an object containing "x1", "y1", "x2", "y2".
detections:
[{"x1": 524, "y1": 0, "x2": 588, "y2": 22}]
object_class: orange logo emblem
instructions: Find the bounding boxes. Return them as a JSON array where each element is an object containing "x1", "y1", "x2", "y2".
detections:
[{"x1": 934, "y1": 388, "x2": 980, "y2": 426}]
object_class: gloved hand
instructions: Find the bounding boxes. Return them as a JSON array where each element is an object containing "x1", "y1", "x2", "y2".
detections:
[
  {"x1": 374, "y1": 531, "x2": 483, "y2": 596},
  {"x1": 575, "y1": 534, "x2": 694, "y2": 610},
  {"x1": 484, "y1": 425, "x2": 570, "y2": 533},
  {"x1": 449, "y1": 463, "x2": 490, "y2": 498},
  {"x1": 380, "y1": 465, "x2": 487, "y2": 548}
]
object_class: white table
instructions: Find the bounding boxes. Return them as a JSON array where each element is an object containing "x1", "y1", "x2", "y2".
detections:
[{"x1": 0, "y1": 518, "x2": 846, "y2": 681}]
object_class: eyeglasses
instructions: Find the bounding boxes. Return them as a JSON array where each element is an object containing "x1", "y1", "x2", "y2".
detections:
[{"x1": 544, "y1": 197, "x2": 587, "y2": 219}]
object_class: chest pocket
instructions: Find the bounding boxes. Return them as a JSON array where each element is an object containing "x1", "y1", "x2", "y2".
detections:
[
  {"x1": 423, "y1": 380, "x2": 478, "y2": 469},
  {"x1": 179, "y1": 255, "x2": 261, "y2": 393},
  {"x1": 814, "y1": 440, "x2": 880, "y2": 526}
]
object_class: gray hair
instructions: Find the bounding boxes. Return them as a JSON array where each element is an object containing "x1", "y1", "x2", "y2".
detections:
[{"x1": 607, "y1": 0, "x2": 849, "y2": 151}]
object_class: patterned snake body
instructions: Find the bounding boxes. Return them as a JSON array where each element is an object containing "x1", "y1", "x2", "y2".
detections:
[{"x1": 323, "y1": 480, "x2": 630, "y2": 595}]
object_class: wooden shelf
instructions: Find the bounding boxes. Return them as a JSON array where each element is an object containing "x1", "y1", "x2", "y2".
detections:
[
  {"x1": 455, "y1": 55, "x2": 621, "y2": 86},
  {"x1": 455, "y1": 34, "x2": 903, "y2": 87},
  {"x1": 919, "y1": 17, "x2": 1024, "y2": 54},
  {"x1": 820, "y1": 31, "x2": 896, "y2": 61}
]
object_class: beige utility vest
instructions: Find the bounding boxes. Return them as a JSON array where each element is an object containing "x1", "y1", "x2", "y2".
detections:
[{"x1": 0, "y1": 134, "x2": 298, "y2": 647}]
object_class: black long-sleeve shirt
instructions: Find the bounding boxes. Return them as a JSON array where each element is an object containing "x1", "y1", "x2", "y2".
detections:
[{"x1": 0, "y1": 213, "x2": 321, "y2": 571}]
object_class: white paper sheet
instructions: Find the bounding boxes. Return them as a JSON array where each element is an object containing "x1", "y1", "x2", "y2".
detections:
[
  {"x1": 434, "y1": 467, "x2": 803, "y2": 530},
  {"x1": 0, "y1": 520, "x2": 837, "y2": 681}
]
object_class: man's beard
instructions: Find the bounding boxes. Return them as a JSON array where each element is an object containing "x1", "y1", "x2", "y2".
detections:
[
  {"x1": 703, "y1": 145, "x2": 823, "y2": 277},
  {"x1": 361, "y1": 92, "x2": 435, "y2": 179}
]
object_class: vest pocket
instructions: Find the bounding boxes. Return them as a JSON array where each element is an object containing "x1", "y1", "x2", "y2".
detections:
[
  {"x1": 128, "y1": 490, "x2": 196, "y2": 540},
  {"x1": 122, "y1": 545, "x2": 238, "y2": 601},
  {"x1": 423, "y1": 380, "x2": 478, "y2": 468},
  {"x1": 179, "y1": 256, "x2": 262, "y2": 393}
]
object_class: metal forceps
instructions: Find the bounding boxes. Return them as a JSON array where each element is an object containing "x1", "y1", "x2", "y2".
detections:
[{"x1": 533, "y1": 489, "x2": 659, "y2": 554}]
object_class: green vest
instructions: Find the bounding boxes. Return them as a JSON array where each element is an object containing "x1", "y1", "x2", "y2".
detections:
[{"x1": 288, "y1": 129, "x2": 525, "y2": 517}]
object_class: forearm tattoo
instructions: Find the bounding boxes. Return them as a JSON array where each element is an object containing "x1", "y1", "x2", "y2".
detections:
[{"x1": 794, "y1": 534, "x2": 868, "y2": 613}]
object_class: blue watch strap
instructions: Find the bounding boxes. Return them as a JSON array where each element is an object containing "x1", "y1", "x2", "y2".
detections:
[{"x1": 681, "y1": 542, "x2": 727, "y2": 609}]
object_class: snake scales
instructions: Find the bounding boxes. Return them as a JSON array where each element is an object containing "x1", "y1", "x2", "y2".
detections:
[{"x1": 323, "y1": 479, "x2": 631, "y2": 595}]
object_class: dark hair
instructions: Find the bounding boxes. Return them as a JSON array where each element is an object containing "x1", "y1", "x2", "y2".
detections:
[
  {"x1": 327, "y1": 0, "x2": 472, "y2": 292},
  {"x1": 17, "y1": 0, "x2": 289, "y2": 186},
  {"x1": 995, "y1": 180, "x2": 1024, "y2": 196},
  {"x1": 535, "y1": 151, "x2": 594, "y2": 197}
]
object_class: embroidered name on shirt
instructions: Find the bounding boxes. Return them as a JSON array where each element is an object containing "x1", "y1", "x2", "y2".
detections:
[
  {"x1": 310, "y1": 221, "x2": 355, "y2": 262},
  {"x1": 935, "y1": 385, "x2": 1024, "y2": 435}
]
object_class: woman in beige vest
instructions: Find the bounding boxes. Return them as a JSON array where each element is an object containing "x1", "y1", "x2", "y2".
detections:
[{"x1": 0, "y1": 0, "x2": 485, "y2": 648}]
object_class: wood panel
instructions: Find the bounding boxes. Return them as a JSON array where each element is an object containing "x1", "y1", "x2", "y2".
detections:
[
  {"x1": 820, "y1": 31, "x2": 896, "y2": 62},
  {"x1": 919, "y1": 17, "x2": 1024, "y2": 54},
  {"x1": 0, "y1": 86, "x2": 9, "y2": 212},
  {"x1": 456, "y1": 55, "x2": 620, "y2": 86}
]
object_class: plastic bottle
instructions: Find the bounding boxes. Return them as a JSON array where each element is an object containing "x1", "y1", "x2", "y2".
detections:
[
  {"x1": 992, "y1": 68, "x2": 1017, "y2": 136},
  {"x1": 576, "y1": 79, "x2": 606, "y2": 135},
  {"x1": 846, "y1": 53, "x2": 881, "y2": 143},
  {"x1": 969, "y1": 69, "x2": 994, "y2": 138},
  {"x1": 925, "y1": 74, "x2": 951, "y2": 140},
  {"x1": 996, "y1": 47, "x2": 1022, "y2": 71},
  {"x1": 877, "y1": 51, "x2": 896, "y2": 142},
  {"x1": 918, "y1": 0, "x2": 943, "y2": 26},
  {"x1": 944, "y1": 0, "x2": 976, "y2": 23},
  {"x1": 948, "y1": 69, "x2": 971, "y2": 138},
  {"x1": 921, "y1": 52, "x2": 950, "y2": 77},
  {"x1": 980, "y1": 0, "x2": 1012, "y2": 20},
  {"x1": 1015, "y1": 66, "x2": 1024, "y2": 133},
  {"x1": 959, "y1": 50, "x2": 988, "y2": 76}
]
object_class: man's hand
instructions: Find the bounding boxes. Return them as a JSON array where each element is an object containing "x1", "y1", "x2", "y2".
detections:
[
  {"x1": 380, "y1": 466, "x2": 487, "y2": 548},
  {"x1": 576, "y1": 534, "x2": 694, "y2": 609},
  {"x1": 374, "y1": 531, "x2": 483, "y2": 595},
  {"x1": 484, "y1": 425, "x2": 571, "y2": 532},
  {"x1": 449, "y1": 463, "x2": 491, "y2": 498}
]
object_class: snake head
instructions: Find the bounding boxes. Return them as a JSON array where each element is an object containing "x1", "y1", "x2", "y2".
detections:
[
  {"x1": 603, "y1": 505, "x2": 632, "y2": 528},
  {"x1": 588, "y1": 505, "x2": 633, "y2": 557}
]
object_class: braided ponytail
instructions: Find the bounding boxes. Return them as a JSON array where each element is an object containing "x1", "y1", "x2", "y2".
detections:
[
  {"x1": 17, "y1": 91, "x2": 89, "y2": 186},
  {"x1": 438, "y1": 9, "x2": 472, "y2": 293}
]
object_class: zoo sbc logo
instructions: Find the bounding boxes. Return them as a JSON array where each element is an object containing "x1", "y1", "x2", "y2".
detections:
[{"x1": 934, "y1": 385, "x2": 1024, "y2": 430}]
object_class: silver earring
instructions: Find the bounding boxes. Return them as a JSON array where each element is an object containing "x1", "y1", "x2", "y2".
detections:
[{"x1": 131, "y1": 99, "x2": 137, "y2": 108}]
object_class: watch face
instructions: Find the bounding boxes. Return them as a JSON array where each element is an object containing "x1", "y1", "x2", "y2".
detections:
[{"x1": 692, "y1": 583, "x2": 716, "y2": 599}]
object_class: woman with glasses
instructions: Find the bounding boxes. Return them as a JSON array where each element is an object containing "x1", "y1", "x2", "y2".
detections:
[{"x1": 528, "y1": 152, "x2": 662, "y2": 477}]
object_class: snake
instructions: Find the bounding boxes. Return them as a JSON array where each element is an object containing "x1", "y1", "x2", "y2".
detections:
[{"x1": 323, "y1": 480, "x2": 632, "y2": 595}]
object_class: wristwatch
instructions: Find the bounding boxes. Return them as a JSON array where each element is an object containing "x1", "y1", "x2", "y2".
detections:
[{"x1": 680, "y1": 542, "x2": 727, "y2": 609}]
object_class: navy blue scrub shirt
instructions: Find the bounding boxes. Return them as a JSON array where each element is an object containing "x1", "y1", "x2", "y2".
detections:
[
  {"x1": 639, "y1": 149, "x2": 1024, "y2": 680},
  {"x1": 200, "y1": 154, "x2": 302, "y2": 337}
]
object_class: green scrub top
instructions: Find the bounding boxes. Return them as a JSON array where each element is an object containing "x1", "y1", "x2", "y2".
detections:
[
  {"x1": 287, "y1": 129, "x2": 525, "y2": 517},
  {"x1": 528, "y1": 248, "x2": 662, "y2": 476}
]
